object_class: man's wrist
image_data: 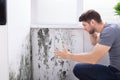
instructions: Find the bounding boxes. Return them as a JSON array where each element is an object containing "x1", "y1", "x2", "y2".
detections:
[{"x1": 66, "y1": 52, "x2": 71, "y2": 59}]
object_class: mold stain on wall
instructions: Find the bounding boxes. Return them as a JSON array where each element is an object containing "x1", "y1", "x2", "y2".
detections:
[
  {"x1": 9, "y1": 27, "x2": 83, "y2": 80},
  {"x1": 31, "y1": 28, "x2": 83, "y2": 80},
  {"x1": 9, "y1": 34, "x2": 33, "y2": 80}
]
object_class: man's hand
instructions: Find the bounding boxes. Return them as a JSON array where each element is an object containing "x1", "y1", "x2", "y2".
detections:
[
  {"x1": 90, "y1": 32, "x2": 99, "y2": 45},
  {"x1": 54, "y1": 44, "x2": 70, "y2": 59}
]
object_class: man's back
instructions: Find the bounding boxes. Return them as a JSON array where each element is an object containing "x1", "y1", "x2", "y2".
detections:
[{"x1": 99, "y1": 23, "x2": 120, "y2": 71}]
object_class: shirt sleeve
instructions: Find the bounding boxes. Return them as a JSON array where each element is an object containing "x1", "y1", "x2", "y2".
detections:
[{"x1": 98, "y1": 27, "x2": 116, "y2": 47}]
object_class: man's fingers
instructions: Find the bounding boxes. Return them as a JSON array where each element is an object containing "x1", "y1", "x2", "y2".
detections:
[
  {"x1": 54, "y1": 49, "x2": 61, "y2": 54},
  {"x1": 62, "y1": 43, "x2": 65, "y2": 49},
  {"x1": 62, "y1": 43, "x2": 68, "y2": 52},
  {"x1": 62, "y1": 43, "x2": 67, "y2": 50}
]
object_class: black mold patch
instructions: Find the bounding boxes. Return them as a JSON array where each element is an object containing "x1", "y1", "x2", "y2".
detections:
[{"x1": 37, "y1": 28, "x2": 50, "y2": 66}]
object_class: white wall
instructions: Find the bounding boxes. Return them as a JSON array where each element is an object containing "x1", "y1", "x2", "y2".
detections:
[
  {"x1": 31, "y1": 0, "x2": 83, "y2": 25},
  {"x1": 0, "y1": 0, "x2": 31, "y2": 79},
  {"x1": 7, "y1": 0, "x2": 31, "y2": 79},
  {"x1": 0, "y1": 26, "x2": 8, "y2": 80}
]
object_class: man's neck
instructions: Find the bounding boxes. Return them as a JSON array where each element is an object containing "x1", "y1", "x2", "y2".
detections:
[{"x1": 96, "y1": 22, "x2": 105, "y2": 33}]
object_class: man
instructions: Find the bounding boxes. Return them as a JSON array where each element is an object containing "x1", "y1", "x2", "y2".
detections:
[{"x1": 54, "y1": 9, "x2": 120, "y2": 80}]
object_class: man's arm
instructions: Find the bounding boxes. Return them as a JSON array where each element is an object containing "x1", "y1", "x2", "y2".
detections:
[
  {"x1": 90, "y1": 32, "x2": 99, "y2": 46},
  {"x1": 54, "y1": 43, "x2": 110, "y2": 64}
]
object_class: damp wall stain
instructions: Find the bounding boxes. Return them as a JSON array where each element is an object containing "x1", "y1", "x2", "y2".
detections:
[
  {"x1": 9, "y1": 34, "x2": 33, "y2": 80},
  {"x1": 9, "y1": 27, "x2": 83, "y2": 80},
  {"x1": 31, "y1": 28, "x2": 83, "y2": 80}
]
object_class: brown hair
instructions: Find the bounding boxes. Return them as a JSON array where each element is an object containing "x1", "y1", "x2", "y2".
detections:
[{"x1": 79, "y1": 10, "x2": 102, "y2": 23}]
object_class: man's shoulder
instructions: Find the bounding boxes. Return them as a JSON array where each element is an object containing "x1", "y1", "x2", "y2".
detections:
[
  {"x1": 105, "y1": 23, "x2": 120, "y2": 28},
  {"x1": 103, "y1": 23, "x2": 120, "y2": 33}
]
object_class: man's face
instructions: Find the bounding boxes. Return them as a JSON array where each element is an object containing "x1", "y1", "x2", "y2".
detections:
[{"x1": 82, "y1": 21, "x2": 96, "y2": 34}]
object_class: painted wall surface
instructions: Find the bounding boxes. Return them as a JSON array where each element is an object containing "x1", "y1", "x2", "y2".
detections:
[
  {"x1": 9, "y1": 35, "x2": 33, "y2": 80},
  {"x1": 31, "y1": 0, "x2": 83, "y2": 24},
  {"x1": 7, "y1": 0, "x2": 31, "y2": 79},
  {"x1": 31, "y1": 27, "x2": 84, "y2": 80},
  {"x1": 31, "y1": 0, "x2": 77, "y2": 24},
  {"x1": 0, "y1": 26, "x2": 8, "y2": 80}
]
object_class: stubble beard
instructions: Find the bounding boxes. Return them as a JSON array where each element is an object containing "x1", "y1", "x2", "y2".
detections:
[{"x1": 89, "y1": 28, "x2": 95, "y2": 34}]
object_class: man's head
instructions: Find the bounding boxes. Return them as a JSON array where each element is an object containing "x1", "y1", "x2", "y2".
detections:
[{"x1": 79, "y1": 10, "x2": 102, "y2": 34}]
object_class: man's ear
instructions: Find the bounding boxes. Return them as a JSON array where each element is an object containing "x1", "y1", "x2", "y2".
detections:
[{"x1": 90, "y1": 19, "x2": 96, "y2": 25}]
